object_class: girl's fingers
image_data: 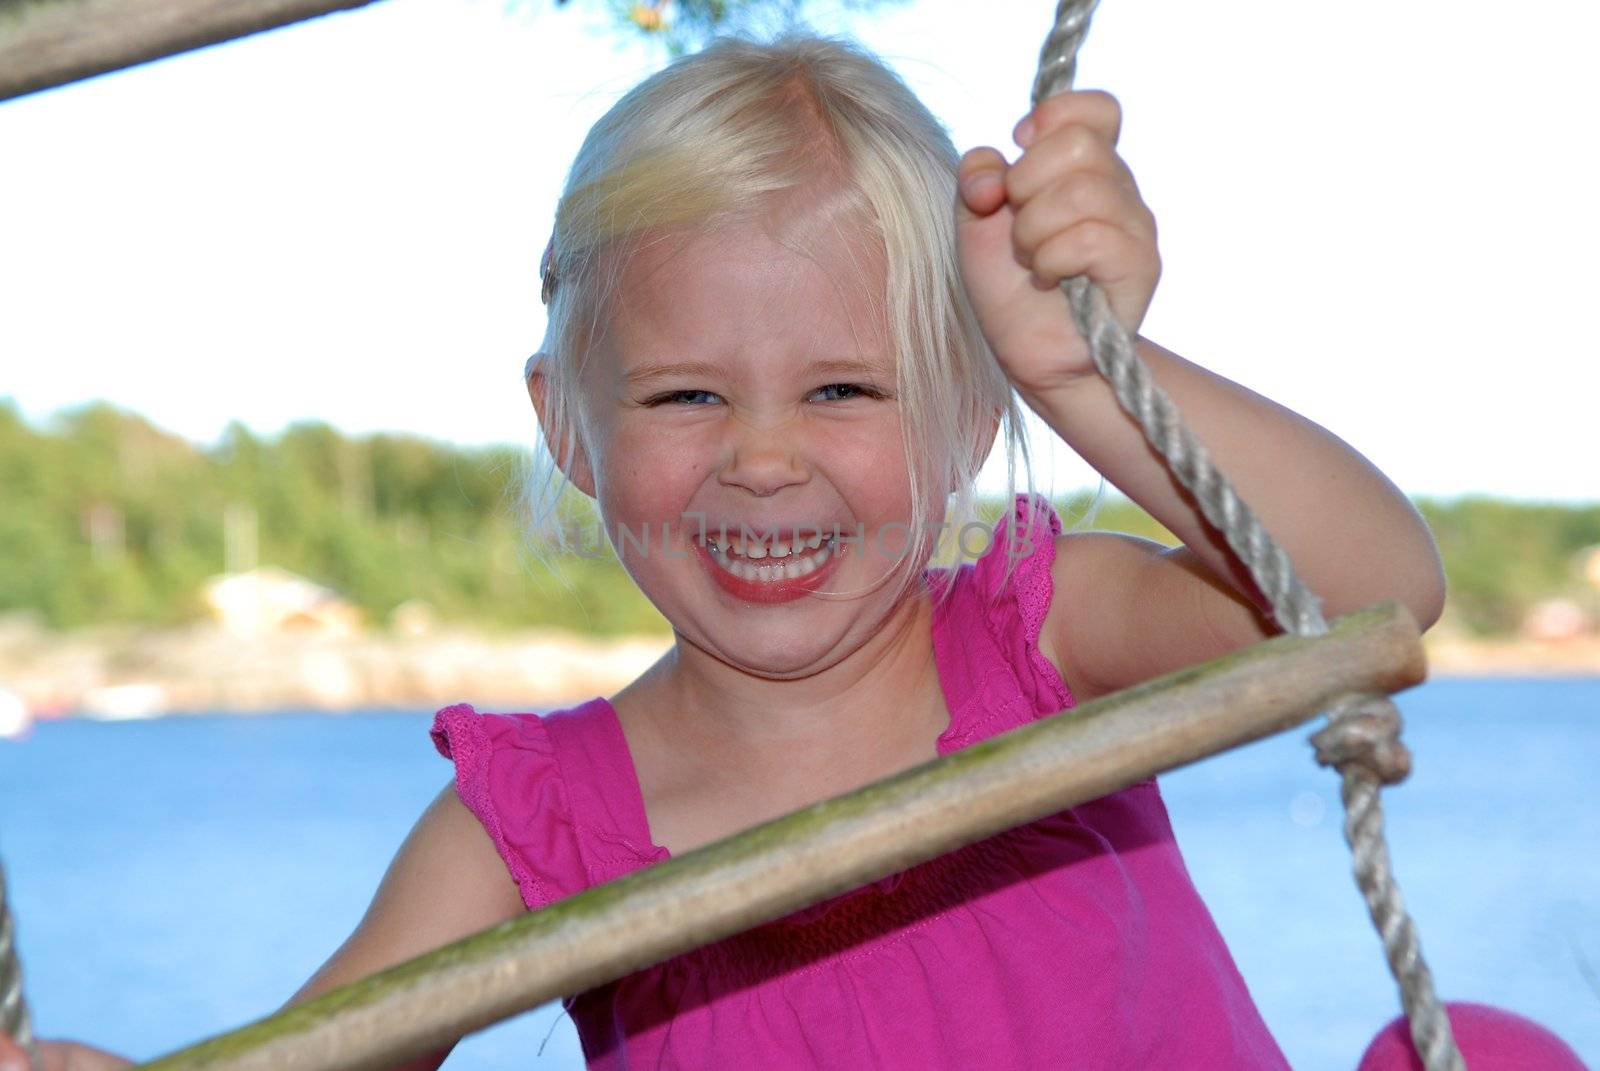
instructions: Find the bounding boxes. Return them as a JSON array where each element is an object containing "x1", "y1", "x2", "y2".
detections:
[
  {"x1": 0, "y1": 1035, "x2": 27, "y2": 1071},
  {"x1": 1010, "y1": 173, "x2": 1155, "y2": 263},
  {"x1": 1005, "y1": 121, "x2": 1136, "y2": 206},
  {"x1": 1027, "y1": 219, "x2": 1161, "y2": 322},
  {"x1": 956, "y1": 147, "x2": 1009, "y2": 218},
  {"x1": 1015, "y1": 89, "x2": 1122, "y2": 150},
  {"x1": 1030, "y1": 218, "x2": 1156, "y2": 284}
]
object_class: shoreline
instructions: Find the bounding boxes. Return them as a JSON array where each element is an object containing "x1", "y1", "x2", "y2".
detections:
[
  {"x1": 1, "y1": 621, "x2": 1595, "y2": 723},
  {"x1": 1422, "y1": 633, "x2": 1600, "y2": 678},
  {"x1": 0, "y1": 620, "x2": 674, "y2": 721}
]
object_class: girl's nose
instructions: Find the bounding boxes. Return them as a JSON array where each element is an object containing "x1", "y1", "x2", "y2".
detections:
[{"x1": 719, "y1": 420, "x2": 809, "y2": 498}]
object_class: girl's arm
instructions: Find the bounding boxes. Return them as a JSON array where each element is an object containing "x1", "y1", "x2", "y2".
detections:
[
  {"x1": 955, "y1": 91, "x2": 1444, "y2": 698},
  {"x1": 1026, "y1": 339, "x2": 1444, "y2": 699},
  {"x1": 282, "y1": 782, "x2": 529, "y2": 1071}
]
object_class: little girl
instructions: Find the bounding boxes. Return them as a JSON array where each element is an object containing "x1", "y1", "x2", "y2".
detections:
[{"x1": 12, "y1": 28, "x2": 1515, "y2": 1071}]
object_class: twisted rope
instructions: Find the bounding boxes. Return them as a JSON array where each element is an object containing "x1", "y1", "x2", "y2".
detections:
[
  {"x1": 1, "y1": 858, "x2": 40, "y2": 1069},
  {"x1": 1031, "y1": 4, "x2": 1462, "y2": 1068}
]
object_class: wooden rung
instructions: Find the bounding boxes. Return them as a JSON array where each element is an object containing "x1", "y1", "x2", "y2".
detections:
[
  {"x1": 134, "y1": 602, "x2": 1425, "y2": 1071},
  {"x1": 0, "y1": 0, "x2": 381, "y2": 103}
]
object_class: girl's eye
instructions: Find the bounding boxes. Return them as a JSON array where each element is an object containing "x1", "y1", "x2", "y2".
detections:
[
  {"x1": 811, "y1": 383, "x2": 884, "y2": 402},
  {"x1": 645, "y1": 389, "x2": 722, "y2": 406}
]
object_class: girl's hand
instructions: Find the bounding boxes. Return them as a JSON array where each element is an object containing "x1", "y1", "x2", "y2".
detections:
[
  {"x1": 954, "y1": 90, "x2": 1160, "y2": 398},
  {"x1": 0, "y1": 1033, "x2": 132, "y2": 1071}
]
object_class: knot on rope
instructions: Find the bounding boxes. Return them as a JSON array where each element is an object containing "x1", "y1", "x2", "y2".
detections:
[{"x1": 1311, "y1": 693, "x2": 1413, "y2": 785}]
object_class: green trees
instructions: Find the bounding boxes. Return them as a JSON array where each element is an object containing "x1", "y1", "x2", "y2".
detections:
[
  {"x1": 0, "y1": 401, "x2": 665, "y2": 634},
  {"x1": 1419, "y1": 497, "x2": 1600, "y2": 635}
]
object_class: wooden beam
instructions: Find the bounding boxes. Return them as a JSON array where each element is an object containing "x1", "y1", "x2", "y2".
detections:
[
  {"x1": 0, "y1": 0, "x2": 382, "y2": 102},
  {"x1": 133, "y1": 603, "x2": 1426, "y2": 1071}
]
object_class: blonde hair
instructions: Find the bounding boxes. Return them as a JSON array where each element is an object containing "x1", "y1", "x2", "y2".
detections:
[{"x1": 525, "y1": 31, "x2": 1033, "y2": 603}]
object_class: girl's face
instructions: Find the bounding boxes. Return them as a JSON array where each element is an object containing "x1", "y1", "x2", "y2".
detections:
[{"x1": 573, "y1": 219, "x2": 943, "y2": 679}]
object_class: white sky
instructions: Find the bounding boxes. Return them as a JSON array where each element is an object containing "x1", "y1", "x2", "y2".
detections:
[{"x1": 1, "y1": 0, "x2": 1596, "y2": 502}]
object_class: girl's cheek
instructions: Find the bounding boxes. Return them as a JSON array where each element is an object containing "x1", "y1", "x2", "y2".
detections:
[
  {"x1": 598, "y1": 421, "x2": 716, "y2": 508},
  {"x1": 819, "y1": 420, "x2": 915, "y2": 487}
]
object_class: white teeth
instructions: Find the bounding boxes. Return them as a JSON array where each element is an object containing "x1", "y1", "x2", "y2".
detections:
[
  {"x1": 702, "y1": 535, "x2": 834, "y2": 583},
  {"x1": 713, "y1": 531, "x2": 824, "y2": 559}
]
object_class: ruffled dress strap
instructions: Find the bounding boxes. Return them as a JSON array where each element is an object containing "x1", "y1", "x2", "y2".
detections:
[
  {"x1": 540, "y1": 702, "x2": 669, "y2": 880},
  {"x1": 430, "y1": 698, "x2": 663, "y2": 911},
  {"x1": 930, "y1": 492, "x2": 1073, "y2": 752}
]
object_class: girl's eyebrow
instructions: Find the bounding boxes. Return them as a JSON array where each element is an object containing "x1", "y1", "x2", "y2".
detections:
[
  {"x1": 625, "y1": 357, "x2": 892, "y2": 388},
  {"x1": 624, "y1": 360, "x2": 724, "y2": 388},
  {"x1": 809, "y1": 357, "x2": 895, "y2": 380}
]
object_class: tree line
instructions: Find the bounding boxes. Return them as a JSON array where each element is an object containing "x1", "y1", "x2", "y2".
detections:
[{"x1": 2, "y1": 400, "x2": 1596, "y2": 637}]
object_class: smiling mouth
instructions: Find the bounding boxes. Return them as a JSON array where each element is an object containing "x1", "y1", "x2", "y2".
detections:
[{"x1": 698, "y1": 531, "x2": 837, "y2": 583}]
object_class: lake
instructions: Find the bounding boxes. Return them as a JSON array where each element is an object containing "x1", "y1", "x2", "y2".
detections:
[{"x1": 1, "y1": 677, "x2": 1595, "y2": 1069}]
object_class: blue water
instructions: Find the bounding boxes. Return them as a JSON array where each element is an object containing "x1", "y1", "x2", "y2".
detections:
[{"x1": 1, "y1": 678, "x2": 1595, "y2": 1069}]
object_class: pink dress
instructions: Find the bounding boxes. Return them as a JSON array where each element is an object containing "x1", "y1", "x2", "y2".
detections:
[{"x1": 431, "y1": 495, "x2": 1290, "y2": 1069}]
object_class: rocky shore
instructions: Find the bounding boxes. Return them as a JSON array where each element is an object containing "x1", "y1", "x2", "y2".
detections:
[
  {"x1": 0, "y1": 616, "x2": 1594, "y2": 723},
  {"x1": 0, "y1": 616, "x2": 671, "y2": 719},
  {"x1": 1422, "y1": 632, "x2": 1600, "y2": 677}
]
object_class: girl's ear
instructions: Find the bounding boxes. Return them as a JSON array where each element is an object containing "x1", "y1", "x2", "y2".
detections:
[{"x1": 526, "y1": 356, "x2": 597, "y2": 498}]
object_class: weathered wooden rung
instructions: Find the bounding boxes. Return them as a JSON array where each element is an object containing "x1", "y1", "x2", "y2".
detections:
[
  {"x1": 0, "y1": 0, "x2": 380, "y2": 103},
  {"x1": 134, "y1": 602, "x2": 1426, "y2": 1071}
]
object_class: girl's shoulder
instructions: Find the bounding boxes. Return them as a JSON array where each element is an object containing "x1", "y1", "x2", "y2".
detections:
[
  {"x1": 1039, "y1": 509, "x2": 1276, "y2": 703},
  {"x1": 430, "y1": 700, "x2": 664, "y2": 911},
  {"x1": 964, "y1": 491, "x2": 1227, "y2": 705}
]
